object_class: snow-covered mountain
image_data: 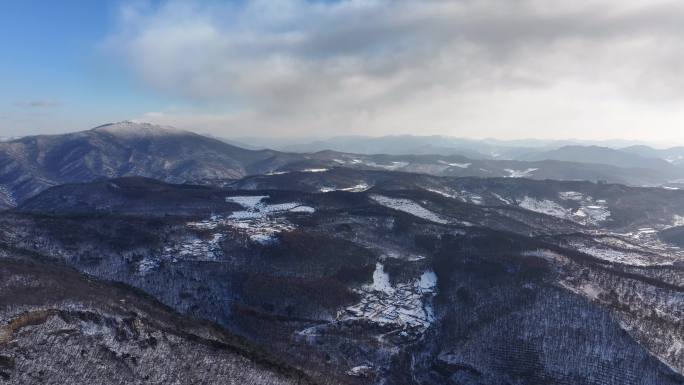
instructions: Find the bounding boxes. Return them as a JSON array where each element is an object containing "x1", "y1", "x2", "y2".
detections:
[
  {"x1": 3, "y1": 173, "x2": 683, "y2": 384},
  {"x1": 2, "y1": 122, "x2": 684, "y2": 210}
]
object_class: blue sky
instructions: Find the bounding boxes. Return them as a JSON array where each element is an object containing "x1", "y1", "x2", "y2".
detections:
[
  {"x1": 0, "y1": 0, "x2": 171, "y2": 135},
  {"x1": 2, "y1": 0, "x2": 684, "y2": 143}
]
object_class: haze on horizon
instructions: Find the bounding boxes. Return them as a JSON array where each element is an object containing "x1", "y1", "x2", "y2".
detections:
[{"x1": 3, "y1": 0, "x2": 684, "y2": 145}]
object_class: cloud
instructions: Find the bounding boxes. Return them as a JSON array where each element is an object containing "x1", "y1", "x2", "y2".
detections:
[
  {"x1": 107, "y1": 0, "x2": 684, "y2": 140},
  {"x1": 13, "y1": 99, "x2": 60, "y2": 108}
]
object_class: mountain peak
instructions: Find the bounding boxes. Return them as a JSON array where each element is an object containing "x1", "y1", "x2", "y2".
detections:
[{"x1": 92, "y1": 121, "x2": 189, "y2": 137}]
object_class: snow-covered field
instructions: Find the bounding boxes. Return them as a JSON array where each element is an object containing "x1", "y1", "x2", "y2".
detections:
[{"x1": 371, "y1": 195, "x2": 449, "y2": 224}]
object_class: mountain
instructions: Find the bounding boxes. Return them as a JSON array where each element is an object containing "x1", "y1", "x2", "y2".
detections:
[
  {"x1": 0, "y1": 121, "x2": 302, "y2": 206},
  {"x1": 276, "y1": 135, "x2": 496, "y2": 158},
  {"x1": 275, "y1": 152, "x2": 683, "y2": 188},
  {"x1": 622, "y1": 145, "x2": 684, "y2": 166},
  {"x1": 516, "y1": 145, "x2": 677, "y2": 170},
  {"x1": 3, "y1": 174, "x2": 683, "y2": 384},
  {"x1": 238, "y1": 135, "x2": 654, "y2": 159},
  {"x1": 3, "y1": 123, "x2": 684, "y2": 211},
  {"x1": 0, "y1": 255, "x2": 318, "y2": 385}
]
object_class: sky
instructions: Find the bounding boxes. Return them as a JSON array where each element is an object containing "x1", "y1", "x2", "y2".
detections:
[{"x1": 2, "y1": 0, "x2": 684, "y2": 143}]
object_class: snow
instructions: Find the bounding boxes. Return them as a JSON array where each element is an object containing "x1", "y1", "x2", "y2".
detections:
[
  {"x1": 519, "y1": 196, "x2": 571, "y2": 219},
  {"x1": 417, "y1": 270, "x2": 437, "y2": 293},
  {"x1": 137, "y1": 256, "x2": 161, "y2": 275},
  {"x1": 368, "y1": 263, "x2": 394, "y2": 294},
  {"x1": 319, "y1": 183, "x2": 370, "y2": 193},
  {"x1": 425, "y1": 188, "x2": 459, "y2": 200},
  {"x1": 162, "y1": 196, "x2": 316, "y2": 261},
  {"x1": 559, "y1": 191, "x2": 584, "y2": 201},
  {"x1": 518, "y1": 194, "x2": 611, "y2": 226},
  {"x1": 504, "y1": 168, "x2": 538, "y2": 178},
  {"x1": 672, "y1": 215, "x2": 684, "y2": 227},
  {"x1": 439, "y1": 160, "x2": 471, "y2": 168},
  {"x1": 365, "y1": 161, "x2": 408, "y2": 170},
  {"x1": 250, "y1": 233, "x2": 277, "y2": 245},
  {"x1": 341, "y1": 267, "x2": 439, "y2": 333},
  {"x1": 340, "y1": 183, "x2": 370, "y2": 192},
  {"x1": 289, "y1": 205, "x2": 316, "y2": 213},
  {"x1": 581, "y1": 205, "x2": 611, "y2": 224},
  {"x1": 346, "y1": 365, "x2": 373, "y2": 377},
  {"x1": 225, "y1": 195, "x2": 269, "y2": 209},
  {"x1": 300, "y1": 168, "x2": 328, "y2": 173},
  {"x1": 94, "y1": 121, "x2": 185, "y2": 137},
  {"x1": 371, "y1": 195, "x2": 449, "y2": 224},
  {"x1": 579, "y1": 283, "x2": 603, "y2": 300},
  {"x1": 492, "y1": 193, "x2": 512, "y2": 205},
  {"x1": 579, "y1": 246, "x2": 672, "y2": 266},
  {"x1": 226, "y1": 195, "x2": 315, "y2": 218}
]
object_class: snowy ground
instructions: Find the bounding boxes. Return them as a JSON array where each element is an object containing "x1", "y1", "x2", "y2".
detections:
[
  {"x1": 577, "y1": 246, "x2": 673, "y2": 266},
  {"x1": 340, "y1": 263, "x2": 438, "y2": 332},
  {"x1": 364, "y1": 161, "x2": 409, "y2": 170},
  {"x1": 504, "y1": 168, "x2": 538, "y2": 178},
  {"x1": 438, "y1": 160, "x2": 471, "y2": 168},
  {"x1": 139, "y1": 195, "x2": 316, "y2": 274},
  {"x1": 319, "y1": 183, "x2": 370, "y2": 193},
  {"x1": 519, "y1": 196, "x2": 570, "y2": 219},
  {"x1": 517, "y1": 193, "x2": 611, "y2": 226},
  {"x1": 424, "y1": 188, "x2": 482, "y2": 205},
  {"x1": 371, "y1": 195, "x2": 449, "y2": 224}
]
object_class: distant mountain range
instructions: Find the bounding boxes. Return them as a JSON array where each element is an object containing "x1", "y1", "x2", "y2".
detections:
[
  {"x1": 2, "y1": 121, "x2": 684, "y2": 209},
  {"x1": 231, "y1": 134, "x2": 684, "y2": 167}
]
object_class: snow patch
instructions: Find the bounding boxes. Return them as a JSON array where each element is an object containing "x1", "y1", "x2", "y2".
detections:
[
  {"x1": 438, "y1": 160, "x2": 471, "y2": 168},
  {"x1": 504, "y1": 168, "x2": 538, "y2": 178},
  {"x1": 137, "y1": 256, "x2": 161, "y2": 275},
  {"x1": 365, "y1": 161, "x2": 408, "y2": 170},
  {"x1": 346, "y1": 365, "x2": 373, "y2": 377},
  {"x1": 371, "y1": 195, "x2": 449, "y2": 224},
  {"x1": 579, "y1": 246, "x2": 672, "y2": 266},
  {"x1": 368, "y1": 262, "x2": 393, "y2": 294},
  {"x1": 672, "y1": 215, "x2": 684, "y2": 227},
  {"x1": 519, "y1": 196, "x2": 570, "y2": 219},
  {"x1": 559, "y1": 191, "x2": 584, "y2": 201},
  {"x1": 319, "y1": 183, "x2": 369, "y2": 193}
]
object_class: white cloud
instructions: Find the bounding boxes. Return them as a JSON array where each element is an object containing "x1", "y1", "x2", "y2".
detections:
[{"x1": 107, "y1": 0, "x2": 684, "y2": 140}]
